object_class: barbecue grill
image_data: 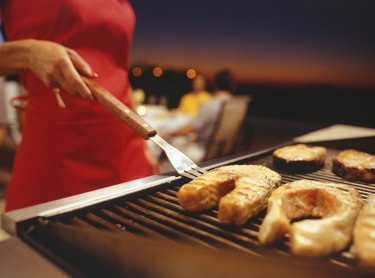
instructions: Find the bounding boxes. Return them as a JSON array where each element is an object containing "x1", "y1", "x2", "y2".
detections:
[{"x1": 2, "y1": 137, "x2": 375, "y2": 277}]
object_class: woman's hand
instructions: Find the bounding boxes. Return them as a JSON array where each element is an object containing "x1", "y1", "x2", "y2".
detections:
[
  {"x1": 0, "y1": 39, "x2": 96, "y2": 100},
  {"x1": 26, "y1": 40, "x2": 96, "y2": 100}
]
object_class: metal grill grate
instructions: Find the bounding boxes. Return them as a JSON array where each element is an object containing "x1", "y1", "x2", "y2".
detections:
[{"x1": 33, "y1": 148, "x2": 374, "y2": 271}]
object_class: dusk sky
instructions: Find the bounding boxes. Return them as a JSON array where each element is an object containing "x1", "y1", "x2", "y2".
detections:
[{"x1": 129, "y1": 0, "x2": 375, "y2": 88}]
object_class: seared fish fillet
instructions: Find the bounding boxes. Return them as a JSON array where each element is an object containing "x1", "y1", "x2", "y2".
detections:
[
  {"x1": 333, "y1": 149, "x2": 375, "y2": 182},
  {"x1": 177, "y1": 165, "x2": 281, "y2": 226},
  {"x1": 259, "y1": 180, "x2": 362, "y2": 257},
  {"x1": 273, "y1": 144, "x2": 326, "y2": 172},
  {"x1": 353, "y1": 194, "x2": 375, "y2": 268}
]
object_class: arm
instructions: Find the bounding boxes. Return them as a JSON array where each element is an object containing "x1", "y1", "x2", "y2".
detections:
[
  {"x1": 169, "y1": 124, "x2": 196, "y2": 137},
  {"x1": 0, "y1": 40, "x2": 31, "y2": 76},
  {"x1": 0, "y1": 39, "x2": 96, "y2": 99},
  {"x1": 168, "y1": 100, "x2": 213, "y2": 138}
]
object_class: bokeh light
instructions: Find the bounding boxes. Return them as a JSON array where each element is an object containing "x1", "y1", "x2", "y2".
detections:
[
  {"x1": 152, "y1": 67, "x2": 163, "y2": 77},
  {"x1": 186, "y1": 68, "x2": 197, "y2": 79},
  {"x1": 136, "y1": 105, "x2": 147, "y2": 116},
  {"x1": 131, "y1": 66, "x2": 142, "y2": 77}
]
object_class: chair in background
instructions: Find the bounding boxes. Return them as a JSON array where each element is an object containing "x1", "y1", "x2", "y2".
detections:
[
  {"x1": 203, "y1": 95, "x2": 251, "y2": 161},
  {"x1": 0, "y1": 78, "x2": 21, "y2": 190}
]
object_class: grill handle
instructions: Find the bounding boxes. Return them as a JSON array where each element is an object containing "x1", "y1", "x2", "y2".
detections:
[{"x1": 82, "y1": 77, "x2": 157, "y2": 140}]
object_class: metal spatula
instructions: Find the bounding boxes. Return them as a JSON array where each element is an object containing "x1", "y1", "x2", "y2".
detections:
[{"x1": 83, "y1": 77, "x2": 206, "y2": 179}]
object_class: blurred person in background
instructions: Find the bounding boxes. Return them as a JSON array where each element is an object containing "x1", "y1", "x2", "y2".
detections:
[
  {"x1": 0, "y1": 76, "x2": 6, "y2": 145},
  {"x1": 0, "y1": 0, "x2": 155, "y2": 211},
  {"x1": 0, "y1": 76, "x2": 18, "y2": 187},
  {"x1": 167, "y1": 69, "x2": 235, "y2": 162},
  {"x1": 0, "y1": 21, "x2": 5, "y2": 147},
  {"x1": 177, "y1": 74, "x2": 211, "y2": 116}
]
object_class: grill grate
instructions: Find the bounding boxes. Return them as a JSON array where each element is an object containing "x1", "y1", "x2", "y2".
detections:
[{"x1": 25, "y1": 148, "x2": 375, "y2": 272}]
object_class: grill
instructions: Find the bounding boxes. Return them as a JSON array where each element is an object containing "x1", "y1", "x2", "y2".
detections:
[{"x1": 3, "y1": 140, "x2": 375, "y2": 277}]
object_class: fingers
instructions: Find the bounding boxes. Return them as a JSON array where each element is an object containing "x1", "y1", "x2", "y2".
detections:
[
  {"x1": 67, "y1": 49, "x2": 98, "y2": 78},
  {"x1": 58, "y1": 57, "x2": 94, "y2": 100},
  {"x1": 52, "y1": 88, "x2": 66, "y2": 109},
  {"x1": 27, "y1": 41, "x2": 97, "y2": 101},
  {"x1": 50, "y1": 69, "x2": 77, "y2": 98}
]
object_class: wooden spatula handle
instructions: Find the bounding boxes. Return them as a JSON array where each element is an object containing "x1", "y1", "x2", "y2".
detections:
[{"x1": 83, "y1": 77, "x2": 157, "y2": 139}]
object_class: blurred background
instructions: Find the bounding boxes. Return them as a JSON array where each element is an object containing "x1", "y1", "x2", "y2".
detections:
[
  {"x1": 1, "y1": 0, "x2": 375, "y2": 199},
  {"x1": 128, "y1": 0, "x2": 375, "y2": 123}
]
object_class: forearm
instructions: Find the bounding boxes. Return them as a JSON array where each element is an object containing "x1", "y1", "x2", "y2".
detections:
[
  {"x1": 170, "y1": 124, "x2": 196, "y2": 137},
  {"x1": 0, "y1": 39, "x2": 34, "y2": 76}
]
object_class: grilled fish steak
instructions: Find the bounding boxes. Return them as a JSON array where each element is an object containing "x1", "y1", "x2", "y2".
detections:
[
  {"x1": 333, "y1": 149, "x2": 375, "y2": 182},
  {"x1": 273, "y1": 144, "x2": 327, "y2": 172},
  {"x1": 353, "y1": 194, "x2": 375, "y2": 268},
  {"x1": 177, "y1": 165, "x2": 282, "y2": 226},
  {"x1": 259, "y1": 180, "x2": 362, "y2": 257}
]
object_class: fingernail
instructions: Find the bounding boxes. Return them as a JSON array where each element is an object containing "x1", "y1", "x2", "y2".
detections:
[{"x1": 92, "y1": 72, "x2": 99, "y2": 78}]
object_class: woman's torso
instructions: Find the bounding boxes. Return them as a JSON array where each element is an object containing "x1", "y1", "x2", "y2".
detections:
[{"x1": 1, "y1": 0, "x2": 153, "y2": 211}]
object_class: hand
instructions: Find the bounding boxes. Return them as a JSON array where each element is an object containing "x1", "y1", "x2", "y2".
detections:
[
  {"x1": 162, "y1": 132, "x2": 173, "y2": 140},
  {"x1": 25, "y1": 40, "x2": 97, "y2": 100}
]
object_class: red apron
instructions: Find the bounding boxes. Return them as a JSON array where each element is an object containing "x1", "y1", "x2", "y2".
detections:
[{"x1": 2, "y1": 0, "x2": 153, "y2": 211}]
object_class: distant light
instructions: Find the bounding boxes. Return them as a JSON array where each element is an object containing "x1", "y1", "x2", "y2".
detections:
[
  {"x1": 132, "y1": 88, "x2": 146, "y2": 104},
  {"x1": 186, "y1": 68, "x2": 197, "y2": 79},
  {"x1": 132, "y1": 66, "x2": 142, "y2": 77},
  {"x1": 137, "y1": 105, "x2": 147, "y2": 116},
  {"x1": 152, "y1": 67, "x2": 163, "y2": 77}
]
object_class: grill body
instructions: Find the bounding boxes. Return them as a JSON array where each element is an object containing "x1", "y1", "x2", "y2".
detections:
[{"x1": 2, "y1": 141, "x2": 375, "y2": 276}]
